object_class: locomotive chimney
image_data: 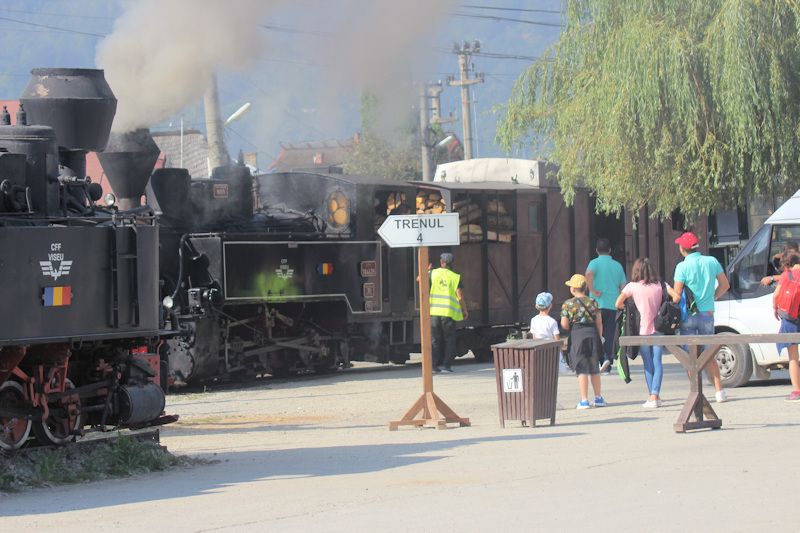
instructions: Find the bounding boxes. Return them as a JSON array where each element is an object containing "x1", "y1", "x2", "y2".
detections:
[
  {"x1": 97, "y1": 129, "x2": 160, "y2": 211},
  {"x1": 19, "y1": 68, "x2": 117, "y2": 179}
]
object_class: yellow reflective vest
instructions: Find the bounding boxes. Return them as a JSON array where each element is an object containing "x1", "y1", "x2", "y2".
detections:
[{"x1": 430, "y1": 268, "x2": 464, "y2": 320}]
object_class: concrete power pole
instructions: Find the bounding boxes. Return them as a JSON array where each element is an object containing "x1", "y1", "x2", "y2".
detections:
[
  {"x1": 448, "y1": 41, "x2": 484, "y2": 160},
  {"x1": 418, "y1": 82, "x2": 434, "y2": 182},
  {"x1": 204, "y1": 73, "x2": 230, "y2": 172}
]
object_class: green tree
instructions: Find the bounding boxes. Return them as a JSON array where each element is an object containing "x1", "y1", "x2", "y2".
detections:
[
  {"x1": 498, "y1": 0, "x2": 800, "y2": 217},
  {"x1": 344, "y1": 92, "x2": 422, "y2": 181}
]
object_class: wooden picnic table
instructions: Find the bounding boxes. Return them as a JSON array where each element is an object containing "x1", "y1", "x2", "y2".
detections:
[{"x1": 619, "y1": 333, "x2": 800, "y2": 433}]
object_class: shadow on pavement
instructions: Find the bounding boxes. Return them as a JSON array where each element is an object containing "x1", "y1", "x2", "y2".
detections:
[{"x1": 0, "y1": 431, "x2": 585, "y2": 515}]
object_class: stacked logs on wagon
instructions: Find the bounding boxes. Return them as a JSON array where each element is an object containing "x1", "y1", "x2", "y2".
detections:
[
  {"x1": 456, "y1": 197, "x2": 513, "y2": 243},
  {"x1": 416, "y1": 191, "x2": 446, "y2": 214},
  {"x1": 375, "y1": 191, "x2": 412, "y2": 230}
]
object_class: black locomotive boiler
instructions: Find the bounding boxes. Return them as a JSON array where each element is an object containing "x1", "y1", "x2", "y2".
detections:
[
  {"x1": 149, "y1": 165, "x2": 389, "y2": 384},
  {"x1": 0, "y1": 68, "x2": 171, "y2": 451}
]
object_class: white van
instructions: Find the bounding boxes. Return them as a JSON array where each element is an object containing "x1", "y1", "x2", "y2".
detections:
[{"x1": 714, "y1": 189, "x2": 800, "y2": 386}]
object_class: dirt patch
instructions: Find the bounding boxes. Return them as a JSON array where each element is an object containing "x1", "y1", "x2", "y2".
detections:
[{"x1": 172, "y1": 414, "x2": 332, "y2": 430}]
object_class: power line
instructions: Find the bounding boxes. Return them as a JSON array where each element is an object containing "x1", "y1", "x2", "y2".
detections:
[
  {"x1": 0, "y1": 7, "x2": 115, "y2": 20},
  {"x1": 451, "y1": 12, "x2": 562, "y2": 28},
  {"x1": 0, "y1": 15, "x2": 106, "y2": 37},
  {"x1": 261, "y1": 24, "x2": 329, "y2": 37},
  {"x1": 436, "y1": 48, "x2": 543, "y2": 62},
  {"x1": 460, "y1": 4, "x2": 561, "y2": 15}
]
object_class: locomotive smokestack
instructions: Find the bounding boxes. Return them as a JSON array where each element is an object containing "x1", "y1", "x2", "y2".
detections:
[
  {"x1": 20, "y1": 68, "x2": 117, "y2": 153},
  {"x1": 20, "y1": 68, "x2": 117, "y2": 182},
  {"x1": 203, "y1": 73, "x2": 230, "y2": 171},
  {"x1": 97, "y1": 129, "x2": 160, "y2": 211}
]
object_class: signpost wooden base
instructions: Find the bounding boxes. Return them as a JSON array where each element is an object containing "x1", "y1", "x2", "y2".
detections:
[
  {"x1": 388, "y1": 245, "x2": 470, "y2": 431},
  {"x1": 389, "y1": 391, "x2": 471, "y2": 430}
]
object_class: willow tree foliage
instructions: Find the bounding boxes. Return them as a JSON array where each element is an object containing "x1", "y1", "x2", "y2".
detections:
[{"x1": 498, "y1": 0, "x2": 800, "y2": 217}]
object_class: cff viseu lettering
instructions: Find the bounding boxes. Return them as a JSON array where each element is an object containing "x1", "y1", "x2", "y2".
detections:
[{"x1": 394, "y1": 218, "x2": 445, "y2": 229}]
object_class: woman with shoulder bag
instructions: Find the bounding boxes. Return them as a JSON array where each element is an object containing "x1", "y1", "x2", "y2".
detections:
[
  {"x1": 615, "y1": 258, "x2": 678, "y2": 408},
  {"x1": 561, "y1": 274, "x2": 607, "y2": 409}
]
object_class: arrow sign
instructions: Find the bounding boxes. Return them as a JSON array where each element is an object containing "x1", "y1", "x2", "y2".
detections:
[{"x1": 377, "y1": 213, "x2": 460, "y2": 248}]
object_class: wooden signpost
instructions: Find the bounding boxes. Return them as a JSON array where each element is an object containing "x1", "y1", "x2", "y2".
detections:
[{"x1": 378, "y1": 213, "x2": 470, "y2": 430}]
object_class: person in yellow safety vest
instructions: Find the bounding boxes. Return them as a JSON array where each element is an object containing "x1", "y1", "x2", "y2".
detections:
[{"x1": 430, "y1": 252, "x2": 469, "y2": 373}]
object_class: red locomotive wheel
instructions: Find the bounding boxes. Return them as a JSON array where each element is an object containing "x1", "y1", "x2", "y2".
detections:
[
  {"x1": 0, "y1": 380, "x2": 32, "y2": 451},
  {"x1": 33, "y1": 379, "x2": 81, "y2": 446}
]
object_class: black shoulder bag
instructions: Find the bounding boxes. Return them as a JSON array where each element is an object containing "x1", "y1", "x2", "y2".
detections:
[{"x1": 654, "y1": 282, "x2": 681, "y2": 335}]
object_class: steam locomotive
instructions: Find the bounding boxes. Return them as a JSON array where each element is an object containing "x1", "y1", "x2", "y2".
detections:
[
  {"x1": 0, "y1": 68, "x2": 172, "y2": 451},
  {"x1": 150, "y1": 167, "x2": 543, "y2": 386}
]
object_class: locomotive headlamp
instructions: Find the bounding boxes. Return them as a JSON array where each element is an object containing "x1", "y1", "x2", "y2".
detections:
[
  {"x1": 104, "y1": 192, "x2": 117, "y2": 207},
  {"x1": 162, "y1": 295, "x2": 174, "y2": 310},
  {"x1": 325, "y1": 189, "x2": 349, "y2": 228}
]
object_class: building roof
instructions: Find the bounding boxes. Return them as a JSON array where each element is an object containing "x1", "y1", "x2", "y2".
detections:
[
  {"x1": 151, "y1": 129, "x2": 210, "y2": 178},
  {"x1": 267, "y1": 137, "x2": 354, "y2": 173}
]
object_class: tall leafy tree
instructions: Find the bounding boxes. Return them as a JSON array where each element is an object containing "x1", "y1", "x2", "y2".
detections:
[{"x1": 498, "y1": 0, "x2": 800, "y2": 217}]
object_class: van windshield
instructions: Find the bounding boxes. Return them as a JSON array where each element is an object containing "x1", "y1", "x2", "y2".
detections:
[{"x1": 729, "y1": 224, "x2": 771, "y2": 294}]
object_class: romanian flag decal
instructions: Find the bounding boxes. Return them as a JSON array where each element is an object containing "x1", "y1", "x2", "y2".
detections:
[
  {"x1": 43, "y1": 286, "x2": 72, "y2": 307},
  {"x1": 317, "y1": 262, "x2": 334, "y2": 276}
]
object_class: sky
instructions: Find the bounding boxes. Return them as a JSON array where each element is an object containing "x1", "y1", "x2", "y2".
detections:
[{"x1": 0, "y1": 0, "x2": 562, "y2": 168}]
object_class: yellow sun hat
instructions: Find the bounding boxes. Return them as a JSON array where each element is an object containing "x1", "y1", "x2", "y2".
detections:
[{"x1": 565, "y1": 274, "x2": 587, "y2": 288}]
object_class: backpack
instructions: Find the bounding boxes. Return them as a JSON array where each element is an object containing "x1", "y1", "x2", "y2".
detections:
[
  {"x1": 776, "y1": 270, "x2": 800, "y2": 320},
  {"x1": 654, "y1": 282, "x2": 681, "y2": 335}
]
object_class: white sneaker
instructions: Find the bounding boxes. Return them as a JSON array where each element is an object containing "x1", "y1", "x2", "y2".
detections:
[
  {"x1": 642, "y1": 399, "x2": 659, "y2": 409},
  {"x1": 715, "y1": 390, "x2": 728, "y2": 403},
  {"x1": 599, "y1": 360, "x2": 611, "y2": 373}
]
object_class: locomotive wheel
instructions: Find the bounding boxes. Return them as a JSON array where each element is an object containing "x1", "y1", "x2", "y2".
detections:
[
  {"x1": 33, "y1": 379, "x2": 81, "y2": 446},
  {"x1": 0, "y1": 381, "x2": 32, "y2": 452}
]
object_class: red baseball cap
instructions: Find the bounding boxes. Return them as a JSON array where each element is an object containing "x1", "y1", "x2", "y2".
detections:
[{"x1": 674, "y1": 232, "x2": 699, "y2": 249}]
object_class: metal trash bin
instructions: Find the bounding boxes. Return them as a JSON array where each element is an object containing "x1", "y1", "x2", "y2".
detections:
[{"x1": 491, "y1": 339, "x2": 561, "y2": 427}]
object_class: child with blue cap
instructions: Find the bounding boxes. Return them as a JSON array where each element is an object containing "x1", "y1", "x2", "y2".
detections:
[{"x1": 530, "y1": 292, "x2": 560, "y2": 341}]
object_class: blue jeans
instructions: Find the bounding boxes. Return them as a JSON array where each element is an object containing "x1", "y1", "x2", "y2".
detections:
[
  {"x1": 639, "y1": 334, "x2": 664, "y2": 396},
  {"x1": 679, "y1": 312, "x2": 715, "y2": 351}
]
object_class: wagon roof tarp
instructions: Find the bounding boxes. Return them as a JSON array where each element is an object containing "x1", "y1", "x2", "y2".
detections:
[
  {"x1": 433, "y1": 158, "x2": 558, "y2": 188},
  {"x1": 766, "y1": 188, "x2": 800, "y2": 224},
  {"x1": 414, "y1": 181, "x2": 547, "y2": 192}
]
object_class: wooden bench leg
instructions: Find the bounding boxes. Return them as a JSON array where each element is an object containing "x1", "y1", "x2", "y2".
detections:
[{"x1": 671, "y1": 345, "x2": 722, "y2": 433}]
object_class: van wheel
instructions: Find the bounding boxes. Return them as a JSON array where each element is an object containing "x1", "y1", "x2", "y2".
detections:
[{"x1": 715, "y1": 341, "x2": 753, "y2": 388}]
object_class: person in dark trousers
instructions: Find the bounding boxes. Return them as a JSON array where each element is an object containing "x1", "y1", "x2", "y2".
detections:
[
  {"x1": 586, "y1": 238, "x2": 627, "y2": 373},
  {"x1": 430, "y1": 253, "x2": 469, "y2": 373}
]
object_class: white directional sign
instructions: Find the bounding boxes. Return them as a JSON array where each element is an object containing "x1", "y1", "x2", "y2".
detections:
[{"x1": 377, "y1": 213, "x2": 460, "y2": 248}]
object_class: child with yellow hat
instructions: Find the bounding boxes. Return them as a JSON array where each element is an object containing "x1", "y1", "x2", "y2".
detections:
[{"x1": 560, "y1": 274, "x2": 608, "y2": 409}]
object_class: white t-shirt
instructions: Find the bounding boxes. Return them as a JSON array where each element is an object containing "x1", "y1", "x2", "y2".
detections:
[{"x1": 530, "y1": 314, "x2": 560, "y2": 340}]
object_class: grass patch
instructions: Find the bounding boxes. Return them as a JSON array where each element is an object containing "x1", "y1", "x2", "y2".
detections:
[{"x1": 0, "y1": 435, "x2": 206, "y2": 493}]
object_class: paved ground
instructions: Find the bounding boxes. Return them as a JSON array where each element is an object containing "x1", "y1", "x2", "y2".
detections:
[{"x1": 1, "y1": 356, "x2": 798, "y2": 532}]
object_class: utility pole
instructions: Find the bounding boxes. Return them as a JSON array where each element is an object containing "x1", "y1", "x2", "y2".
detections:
[
  {"x1": 448, "y1": 41, "x2": 484, "y2": 160},
  {"x1": 418, "y1": 82, "x2": 433, "y2": 182},
  {"x1": 204, "y1": 73, "x2": 230, "y2": 172}
]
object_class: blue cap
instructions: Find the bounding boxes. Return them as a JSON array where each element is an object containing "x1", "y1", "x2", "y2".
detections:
[
  {"x1": 535, "y1": 292, "x2": 553, "y2": 309},
  {"x1": 440, "y1": 253, "x2": 454, "y2": 264}
]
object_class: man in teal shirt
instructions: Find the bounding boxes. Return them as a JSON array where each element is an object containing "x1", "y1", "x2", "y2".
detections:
[
  {"x1": 671, "y1": 231, "x2": 731, "y2": 402},
  {"x1": 586, "y1": 238, "x2": 627, "y2": 371}
]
